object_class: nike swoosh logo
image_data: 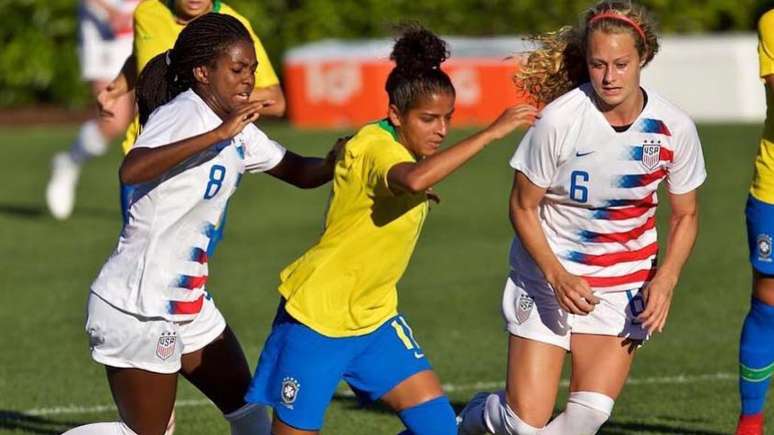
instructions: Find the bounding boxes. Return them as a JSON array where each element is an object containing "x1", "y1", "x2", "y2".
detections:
[
  {"x1": 575, "y1": 151, "x2": 595, "y2": 157},
  {"x1": 414, "y1": 351, "x2": 425, "y2": 359}
]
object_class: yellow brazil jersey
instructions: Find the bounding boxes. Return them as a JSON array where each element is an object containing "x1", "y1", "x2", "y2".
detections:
[
  {"x1": 752, "y1": 9, "x2": 774, "y2": 204},
  {"x1": 279, "y1": 120, "x2": 429, "y2": 338},
  {"x1": 121, "y1": 0, "x2": 279, "y2": 153}
]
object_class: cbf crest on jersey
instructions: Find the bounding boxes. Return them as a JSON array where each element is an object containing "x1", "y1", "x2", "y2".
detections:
[
  {"x1": 281, "y1": 377, "x2": 301, "y2": 408},
  {"x1": 155, "y1": 331, "x2": 177, "y2": 360},
  {"x1": 758, "y1": 234, "x2": 773, "y2": 262},
  {"x1": 641, "y1": 141, "x2": 661, "y2": 170},
  {"x1": 515, "y1": 293, "x2": 534, "y2": 324}
]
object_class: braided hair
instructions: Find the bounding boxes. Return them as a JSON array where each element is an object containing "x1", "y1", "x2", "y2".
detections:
[
  {"x1": 385, "y1": 25, "x2": 455, "y2": 114},
  {"x1": 136, "y1": 13, "x2": 253, "y2": 125}
]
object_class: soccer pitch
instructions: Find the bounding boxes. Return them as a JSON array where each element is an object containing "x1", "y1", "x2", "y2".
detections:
[{"x1": 0, "y1": 122, "x2": 764, "y2": 434}]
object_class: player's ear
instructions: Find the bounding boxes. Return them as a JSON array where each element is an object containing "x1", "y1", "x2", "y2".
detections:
[
  {"x1": 193, "y1": 65, "x2": 209, "y2": 84},
  {"x1": 388, "y1": 104, "x2": 402, "y2": 128}
]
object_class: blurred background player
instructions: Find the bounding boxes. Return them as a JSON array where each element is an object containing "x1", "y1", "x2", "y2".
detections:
[
  {"x1": 63, "y1": 13, "x2": 336, "y2": 435},
  {"x1": 48, "y1": 0, "x2": 286, "y2": 221},
  {"x1": 457, "y1": 1, "x2": 706, "y2": 434},
  {"x1": 244, "y1": 25, "x2": 537, "y2": 435},
  {"x1": 46, "y1": 0, "x2": 138, "y2": 220},
  {"x1": 736, "y1": 7, "x2": 774, "y2": 435}
]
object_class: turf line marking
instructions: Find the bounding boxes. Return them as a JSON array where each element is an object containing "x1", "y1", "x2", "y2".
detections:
[{"x1": 20, "y1": 372, "x2": 735, "y2": 417}]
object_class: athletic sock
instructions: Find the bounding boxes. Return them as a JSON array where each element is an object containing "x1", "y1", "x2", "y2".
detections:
[
  {"x1": 397, "y1": 395, "x2": 457, "y2": 435},
  {"x1": 69, "y1": 120, "x2": 107, "y2": 164},
  {"x1": 739, "y1": 297, "x2": 774, "y2": 416},
  {"x1": 224, "y1": 403, "x2": 271, "y2": 435},
  {"x1": 541, "y1": 391, "x2": 614, "y2": 435},
  {"x1": 61, "y1": 422, "x2": 137, "y2": 434}
]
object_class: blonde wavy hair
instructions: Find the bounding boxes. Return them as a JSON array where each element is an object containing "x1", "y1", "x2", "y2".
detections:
[{"x1": 516, "y1": 0, "x2": 660, "y2": 106}]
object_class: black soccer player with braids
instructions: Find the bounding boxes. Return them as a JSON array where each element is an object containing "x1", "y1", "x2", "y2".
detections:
[{"x1": 65, "y1": 13, "x2": 340, "y2": 435}]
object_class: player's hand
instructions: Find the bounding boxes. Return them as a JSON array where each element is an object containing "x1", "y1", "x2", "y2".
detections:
[
  {"x1": 483, "y1": 104, "x2": 539, "y2": 141},
  {"x1": 426, "y1": 187, "x2": 440, "y2": 204},
  {"x1": 325, "y1": 135, "x2": 350, "y2": 169},
  {"x1": 550, "y1": 270, "x2": 599, "y2": 315},
  {"x1": 638, "y1": 273, "x2": 677, "y2": 334},
  {"x1": 213, "y1": 101, "x2": 263, "y2": 141},
  {"x1": 97, "y1": 80, "x2": 125, "y2": 118}
]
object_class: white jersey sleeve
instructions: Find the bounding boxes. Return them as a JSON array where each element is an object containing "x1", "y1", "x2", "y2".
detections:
[
  {"x1": 666, "y1": 121, "x2": 706, "y2": 194},
  {"x1": 133, "y1": 99, "x2": 210, "y2": 150},
  {"x1": 242, "y1": 124, "x2": 286, "y2": 173},
  {"x1": 509, "y1": 104, "x2": 572, "y2": 188}
]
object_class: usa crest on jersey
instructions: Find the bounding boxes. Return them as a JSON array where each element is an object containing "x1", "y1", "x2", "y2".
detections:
[
  {"x1": 155, "y1": 331, "x2": 177, "y2": 360},
  {"x1": 641, "y1": 142, "x2": 661, "y2": 170},
  {"x1": 515, "y1": 294, "x2": 534, "y2": 324}
]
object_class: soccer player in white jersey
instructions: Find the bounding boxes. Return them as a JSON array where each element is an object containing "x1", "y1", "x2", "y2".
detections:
[
  {"x1": 63, "y1": 13, "x2": 339, "y2": 435},
  {"x1": 457, "y1": 1, "x2": 706, "y2": 434},
  {"x1": 46, "y1": 0, "x2": 138, "y2": 220}
]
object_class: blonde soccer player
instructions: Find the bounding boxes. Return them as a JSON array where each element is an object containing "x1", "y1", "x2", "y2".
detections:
[{"x1": 457, "y1": 1, "x2": 706, "y2": 434}]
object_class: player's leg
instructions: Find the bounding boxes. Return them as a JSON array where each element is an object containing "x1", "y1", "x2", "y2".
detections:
[
  {"x1": 341, "y1": 314, "x2": 455, "y2": 435},
  {"x1": 458, "y1": 276, "x2": 568, "y2": 434},
  {"x1": 245, "y1": 300, "x2": 351, "y2": 435},
  {"x1": 737, "y1": 195, "x2": 774, "y2": 435},
  {"x1": 65, "y1": 293, "x2": 180, "y2": 434},
  {"x1": 177, "y1": 296, "x2": 271, "y2": 435}
]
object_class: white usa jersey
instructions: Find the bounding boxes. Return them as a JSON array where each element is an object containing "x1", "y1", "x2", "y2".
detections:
[
  {"x1": 509, "y1": 84, "x2": 706, "y2": 292},
  {"x1": 91, "y1": 89, "x2": 286, "y2": 320}
]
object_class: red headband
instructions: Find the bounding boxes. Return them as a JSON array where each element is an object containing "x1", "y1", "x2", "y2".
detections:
[{"x1": 588, "y1": 11, "x2": 648, "y2": 51}]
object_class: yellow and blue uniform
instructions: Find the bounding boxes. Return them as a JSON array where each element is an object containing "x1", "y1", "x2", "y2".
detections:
[
  {"x1": 245, "y1": 120, "x2": 438, "y2": 431},
  {"x1": 121, "y1": 0, "x2": 279, "y2": 154},
  {"x1": 747, "y1": 9, "x2": 774, "y2": 275}
]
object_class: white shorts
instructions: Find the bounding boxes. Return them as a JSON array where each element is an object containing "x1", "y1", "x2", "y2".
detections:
[
  {"x1": 78, "y1": 19, "x2": 133, "y2": 81},
  {"x1": 85, "y1": 292, "x2": 227, "y2": 373},
  {"x1": 502, "y1": 273, "x2": 648, "y2": 351}
]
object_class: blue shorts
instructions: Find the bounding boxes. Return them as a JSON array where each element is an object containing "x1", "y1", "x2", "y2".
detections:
[
  {"x1": 746, "y1": 195, "x2": 774, "y2": 275},
  {"x1": 245, "y1": 300, "x2": 433, "y2": 431}
]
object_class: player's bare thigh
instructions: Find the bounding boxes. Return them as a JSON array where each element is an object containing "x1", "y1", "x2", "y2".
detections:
[
  {"x1": 505, "y1": 335, "x2": 566, "y2": 427},
  {"x1": 106, "y1": 366, "x2": 178, "y2": 435},
  {"x1": 568, "y1": 333, "x2": 638, "y2": 399},
  {"x1": 752, "y1": 270, "x2": 774, "y2": 305}
]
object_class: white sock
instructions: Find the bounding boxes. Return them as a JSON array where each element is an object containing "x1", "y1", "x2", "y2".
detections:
[
  {"x1": 541, "y1": 391, "x2": 614, "y2": 435},
  {"x1": 69, "y1": 120, "x2": 107, "y2": 164},
  {"x1": 482, "y1": 391, "x2": 542, "y2": 435},
  {"x1": 224, "y1": 403, "x2": 271, "y2": 435},
  {"x1": 62, "y1": 422, "x2": 137, "y2": 435}
]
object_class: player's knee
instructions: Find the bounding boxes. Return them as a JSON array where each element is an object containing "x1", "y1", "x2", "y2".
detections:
[
  {"x1": 482, "y1": 391, "x2": 542, "y2": 435},
  {"x1": 397, "y1": 395, "x2": 456, "y2": 435},
  {"x1": 563, "y1": 391, "x2": 615, "y2": 434}
]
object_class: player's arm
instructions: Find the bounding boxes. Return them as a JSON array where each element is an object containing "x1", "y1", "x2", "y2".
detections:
[
  {"x1": 766, "y1": 75, "x2": 774, "y2": 90},
  {"x1": 250, "y1": 84, "x2": 286, "y2": 117},
  {"x1": 638, "y1": 189, "x2": 699, "y2": 333},
  {"x1": 97, "y1": 54, "x2": 138, "y2": 118},
  {"x1": 388, "y1": 105, "x2": 537, "y2": 194},
  {"x1": 120, "y1": 101, "x2": 263, "y2": 184},
  {"x1": 266, "y1": 136, "x2": 347, "y2": 188},
  {"x1": 510, "y1": 172, "x2": 599, "y2": 315}
]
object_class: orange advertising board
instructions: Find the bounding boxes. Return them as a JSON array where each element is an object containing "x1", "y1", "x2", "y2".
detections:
[{"x1": 284, "y1": 51, "x2": 531, "y2": 128}]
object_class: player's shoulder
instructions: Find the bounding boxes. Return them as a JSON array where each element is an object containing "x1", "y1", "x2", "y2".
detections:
[
  {"x1": 642, "y1": 87, "x2": 698, "y2": 136},
  {"x1": 347, "y1": 121, "x2": 406, "y2": 161},
  {"x1": 760, "y1": 9, "x2": 774, "y2": 34},
  {"x1": 149, "y1": 90, "x2": 211, "y2": 126},
  {"x1": 134, "y1": 0, "x2": 166, "y2": 19},
  {"x1": 538, "y1": 85, "x2": 593, "y2": 128}
]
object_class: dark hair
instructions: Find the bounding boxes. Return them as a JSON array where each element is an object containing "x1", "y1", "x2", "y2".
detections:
[
  {"x1": 385, "y1": 25, "x2": 455, "y2": 113},
  {"x1": 136, "y1": 13, "x2": 253, "y2": 125}
]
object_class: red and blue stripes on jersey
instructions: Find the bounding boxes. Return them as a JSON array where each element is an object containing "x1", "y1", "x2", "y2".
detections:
[
  {"x1": 190, "y1": 247, "x2": 209, "y2": 264},
  {"x1": 580, "y1": 215, "x2": 656, "y2": 244},
  {"x1": 615, "y1": 168, "x2": 667, "y2": 188},
  {"x1": 176, "y1": 274, "x2": 208, "y2": 290},
  {"x1": 635, "y1": 118, "x2": 672, "y2": 136},
  {"x1": 167, "y1": 295, "x2": 204, "y2": 315},
  {"x1": 565, "y1": 241, "x2": 658, "y2": 267}
]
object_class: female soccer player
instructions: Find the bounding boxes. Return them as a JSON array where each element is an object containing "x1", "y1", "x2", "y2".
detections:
[
  {"x1": 64, "y1": 13, "x2": 337, "y2": 435},
  {"x1": 736, "y1": 7, "x2": 774, "y2": 435},
  {"x1": 457, "y1": 1, "x2": 706, "y2": 434},
  {"x1": 46, "y1": 0, "x2": 138, "y2": 220},
  {"x1": 244, "y1": 26, "x2": 537, "y2": 435}
]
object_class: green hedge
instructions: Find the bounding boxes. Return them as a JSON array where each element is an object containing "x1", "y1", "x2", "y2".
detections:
[{"x1": 0, "y1": 0, "x2": 768, "y2": 107}]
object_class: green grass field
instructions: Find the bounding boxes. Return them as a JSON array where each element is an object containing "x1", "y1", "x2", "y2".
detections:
[{"x1": 0, "y1": 121, "x2": 765, "y2": 434}]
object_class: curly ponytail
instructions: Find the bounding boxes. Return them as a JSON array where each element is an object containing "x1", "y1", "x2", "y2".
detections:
[{"x1": 385, "y1": 24, "x2": 455, "y2": 113}]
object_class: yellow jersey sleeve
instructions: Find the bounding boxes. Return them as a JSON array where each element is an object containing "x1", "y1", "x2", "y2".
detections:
[
  {"x1": 133, "y1": 0, "x2": 182, "y2": 73},
  {"x1": 760, "y1": 10, "x2": 774, "y2": 78}
]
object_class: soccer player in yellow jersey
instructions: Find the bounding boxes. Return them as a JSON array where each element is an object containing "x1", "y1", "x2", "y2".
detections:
[
  {"x1": 737, "y1": 8, "x2": 774, "y2": 435},
  {"x1": 245, "y1": 26, "x2": 538, "y2": 435}
]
